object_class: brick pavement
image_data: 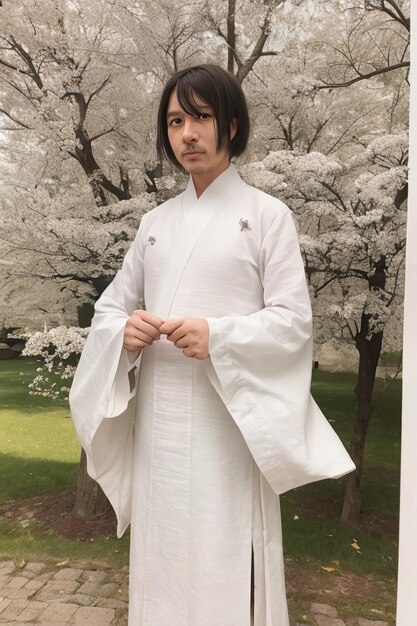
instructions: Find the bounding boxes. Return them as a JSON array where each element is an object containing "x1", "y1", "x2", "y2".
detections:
[
  {"x1": 0, "y1": 560, "x2": 128, "y2": 625},
  {"x1": 0, "y1": 560, "x2": 390, "y2": 625}
]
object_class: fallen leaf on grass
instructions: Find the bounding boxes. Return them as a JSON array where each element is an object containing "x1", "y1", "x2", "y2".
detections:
[
  {"x1": 351, "y1": 538, "x2": 362, "y2": 554},
  {"x1": 57, "y1": 560, "x2": 69, "y2": 567},
  {"x1": 293, "y1": 515, "x2": 299, "y2": 520},
  {"x1": 16, "y1": 559, "x2": 26, "y2": 569},
  {"x1": 320, "y1": 566, "x2": 336, "y2": 572},
  {"x1": 370, "y1": 609, "x2": 385, "y2": 616}
]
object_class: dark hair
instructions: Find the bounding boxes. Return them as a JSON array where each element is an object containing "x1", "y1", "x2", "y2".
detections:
[{"x1": 156, "y1": 64, "x2": 250, "y2": 169}]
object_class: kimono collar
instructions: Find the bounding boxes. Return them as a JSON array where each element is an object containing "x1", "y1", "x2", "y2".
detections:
[
  {"x1": 181, "y1": 163, "x2": 244, "y2": 213},
  {"x1": 153, "y1": 163, "x2": 246, "y2": 319}
]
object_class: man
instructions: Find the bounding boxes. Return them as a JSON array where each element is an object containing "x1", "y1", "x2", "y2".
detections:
[{"x1": 70, "y1": 64, "x2": 355, "y2": 626}]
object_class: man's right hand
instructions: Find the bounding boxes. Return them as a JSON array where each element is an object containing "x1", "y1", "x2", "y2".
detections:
[{"x1": 123, "y1": 310, "x2": 164, "y2": 352}]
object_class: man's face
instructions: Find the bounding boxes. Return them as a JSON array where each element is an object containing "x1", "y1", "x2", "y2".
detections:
[{"x1": 166, "y1": 88, "x2": 233, "y2": 184}]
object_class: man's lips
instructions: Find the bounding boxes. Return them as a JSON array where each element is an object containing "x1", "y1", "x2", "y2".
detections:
[{"x1": 183, "y1": 150, "x2": 204, "y2": 157}]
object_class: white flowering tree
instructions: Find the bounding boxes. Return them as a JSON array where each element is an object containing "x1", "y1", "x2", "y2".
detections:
[
  {"x1": 0, "y1": 0, "x2": 291, "y2": 323},
  {"x1": 0, "y1": 0, "x2": 290, "y2": 206},
  {"x1": 0, "y1": 0, "x2": 159, "y2": 204},
  {"x1": 0, "y1": 181, "x2": 158, "y2": 318},
  {"x1": 313, "y1": 0, "x2": 409, "y2": 90},
  {"x1": 0, "y1": 0, "x2": 408, "y2": 524},
  {"x1": 242, "y1": 129, "x2": 407, "y2": 525}
]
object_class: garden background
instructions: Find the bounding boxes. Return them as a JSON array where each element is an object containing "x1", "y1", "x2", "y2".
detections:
[{"x1": 0, "y1": 1, "x2": 410, "y2": 624}]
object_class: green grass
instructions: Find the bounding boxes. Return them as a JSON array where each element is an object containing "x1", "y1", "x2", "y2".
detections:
[
  {"x1": 380, "y1": 350, "x2": 402, "y2": 367},
  {"x1": 0, "y1": 360, "x2": 401, "y2": 581},
  {"x1": 0, "y1": 518, "x2": 130, "y2": 568},
  {"x1": 280, "y1": 370, "x2": 401, "y2": 580},
  {"x1": 281, "y1": 499, "x2": 397, "y2": 578},
  {"x1": 0, "y1": 359, "x2": 80, "y2": 502},
  {"x1": 310, "y1": 370, "x2": 401, "y2": 515},
  {"x1": 0, "y1": 358, "x2": 129, "y2": 566}
]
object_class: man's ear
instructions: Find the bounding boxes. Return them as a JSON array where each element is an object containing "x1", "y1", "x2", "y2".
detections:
[{"x1": 230, "y1": 118, "x2": 237, "y2": 140}]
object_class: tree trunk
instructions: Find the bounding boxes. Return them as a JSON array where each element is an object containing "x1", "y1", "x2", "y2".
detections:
[
  {"x1": 72, "y1": 448, "x2": 112, "y2": 518},
  {"x1": 227, "y1": 0, "x2": 236, "y2": 74},
  {"x1": 340, "y1": 322, "x2": 383, "y2": 526},
  {"x1": 340, "y1": 413, "x2": 370, "y2": 524},
  {"x1": 73, "y1": 304, "x2": 112, "y2": 519}
]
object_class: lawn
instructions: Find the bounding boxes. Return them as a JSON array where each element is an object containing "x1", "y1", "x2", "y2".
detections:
[
  {"x1": 0, "y1": 359, "x2": 401, "y2": 623},
  {"x1": 0, "y1": 358, "x2": 130, "y2": 566},
  {"x1": 281, "y1": 371, "x2": 400, "y2": 579},
  {"x1": 283, "y1": 370, "x2": 400, "y2": 624},
  {"x1": 0, "y1": 359, "x2": 79, "y2": 502}
]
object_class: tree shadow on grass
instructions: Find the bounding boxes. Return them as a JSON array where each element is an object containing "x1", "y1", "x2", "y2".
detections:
[
  {"x1": 0, "y1": 453, "x2": 78, "y2": 503},
  {"x1": 0, "y1": 377, "x2": 69, "y2": 414},
  {"x1": 0, "y1": 359, "x2": 69, "y2": 414},
  {"x1": 0, "y1": 396, "x2": 69, "y2": 415},
  {"x1": 0, "y1": 454, "x2": 119, "y2": 543}
]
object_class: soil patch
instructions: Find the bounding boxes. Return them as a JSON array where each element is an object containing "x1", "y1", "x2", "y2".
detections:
[
  {"x1": 285, "y1": 558, "x2": 396, "y2": 624},
  {"x1": 0, "y1": 490, "x2": 117, "y2": 541},
  {"x1": 0, "y1": 490, "x2": 398, "y2": 543}
]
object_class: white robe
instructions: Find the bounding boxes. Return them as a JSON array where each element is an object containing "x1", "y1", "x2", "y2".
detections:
[{"x1": 69, "y1": 164, "x2": 355, "y2": 626}]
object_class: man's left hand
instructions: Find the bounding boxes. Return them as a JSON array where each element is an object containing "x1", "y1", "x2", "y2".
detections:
[{"x1": 160, "y1": 318, "x2": 209, "y2": 360}]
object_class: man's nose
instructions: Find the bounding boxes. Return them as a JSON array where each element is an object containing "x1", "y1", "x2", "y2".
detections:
[{"x1": 182, "y1": 117, "x2": 199, "y2": 143}]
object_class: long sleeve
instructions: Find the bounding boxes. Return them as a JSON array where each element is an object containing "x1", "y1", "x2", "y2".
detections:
[
  {"x1": 69, "y1": 219, "x2": 146, "y2": 536},
  {"x1": 205, "y1": 209, "x2": 355, "y2": 494}
]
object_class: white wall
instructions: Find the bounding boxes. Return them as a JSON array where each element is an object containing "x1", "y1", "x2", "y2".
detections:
[{"x1": 396, "y1": 4, "x2": 417, "y2": 622}]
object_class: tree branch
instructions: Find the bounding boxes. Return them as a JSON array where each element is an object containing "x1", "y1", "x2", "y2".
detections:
[
  {"x1": 89, "y1": 127, "x2": 115, "y2": 143},
  {"x1": 86, "y1": 76, "x2": 111, "y2": 108},
  {"x1": 366, "y1": 0, "x2": 410, "y2": 32},
  {"x1": 8, "y1": 35, "x2": 43, "y2": 89},
  {"x1": 314, "y1": 271, "x2": 369, "y2": 295},
  {"x1": 0, "y1": 56, "x2": 33, "y2": 78},
  {"x1": 236, "y1": 0, "x2": 284, "y2": 83},
  {"x1": 227, "y1": 0, "x2": 236, "y2": 73},
  {"x1": 0, "y1": 76, "x2": 38, "y2": 107},
  {"x1": 0, "y1": 107, "x2": 31, "y2": 129},
  {"x1": 316, "y1": 61, "x2": 409, "y2": 90}
]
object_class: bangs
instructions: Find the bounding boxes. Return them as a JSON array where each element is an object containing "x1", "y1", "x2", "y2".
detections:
[{"x1": 176, "y1": 78, "x2": 209, "y2": 118}]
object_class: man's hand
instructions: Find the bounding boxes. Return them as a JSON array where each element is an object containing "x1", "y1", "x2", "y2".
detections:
[
  {"x1": 160, "y1": 318, "x2": 209, "y2": 360},
  {"x1": 123, "y1": 309, "x2": 164, "y2": 352}
]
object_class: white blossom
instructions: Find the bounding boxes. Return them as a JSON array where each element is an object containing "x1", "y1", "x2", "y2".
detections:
[{"x1": 22, "y1": 326, "x2": 89, "y2": 400}]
